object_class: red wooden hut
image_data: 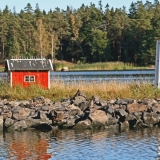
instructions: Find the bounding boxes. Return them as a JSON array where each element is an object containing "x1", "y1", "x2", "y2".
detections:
[{"x1": 5, "y1": 59, "x2": 53, "y2": 89}]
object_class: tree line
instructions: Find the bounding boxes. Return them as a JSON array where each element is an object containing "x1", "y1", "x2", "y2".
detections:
[{"x1": 0, "y1": 0, "x2": 160, "y2": 65}]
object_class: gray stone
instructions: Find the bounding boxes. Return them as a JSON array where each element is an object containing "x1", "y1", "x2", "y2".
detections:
[
  {"x1": 41, "y1": 105, "x2": 49, "y2": 111},
  {"x1": 67, "y1": 104, "x2": 83, "y2": 116},
  {"x1": 107, "y1": 115, "x2": 118, "y2": 126},
  {"x1": 72, "y1": 96, "x2": 87, "y2": 106},
  {"x1": 78, "y1": 102, "x2": 89, "y2": 111},
  {"x1": 74, "y1": 119, "x2": 92, "y2": 129},
  {"x1": 4, "y1": 118, "x2": 15, "y2": 127},
  {"x1": 126, "y1": 114, "x2": 136, "y2": 121},
  {"x1": 89, "y1": 110, "x2": 108, "y2": 127},
  {"x1": 1, "y1": 110, "x2": 12, "y2": 119},
  {"x1": 119, "y1": 109, "x2": 128, "y2": 117},
  {"x1": 127, "y1": 103, "x2": 147, "y2": 113},
  {"x1": 63, "y1": 118, "x2": 75, "y2": 128},
  {"x1": 143, "y1": 112, "x2": 160, "y2": 125},
  {"x1": 61, "y1": 66, "x2": 68, "y2": 71},
  {"x1": 107, "y1": 106, "x2": 114, "y2": 114},
  {"x1": 13, "y1": 120, "x2": 28, "y2": 131},
  {"x1": 120, "y1": 121, "x2": 129, "y2": 130},
  {"x1": 12, "y1": 108, "x2": 31, "y2": 120}
]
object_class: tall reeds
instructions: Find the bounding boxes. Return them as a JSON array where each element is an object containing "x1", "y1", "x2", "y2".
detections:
[{"x1": 0, "y1": 80, "x2": 159, "y2": 101}]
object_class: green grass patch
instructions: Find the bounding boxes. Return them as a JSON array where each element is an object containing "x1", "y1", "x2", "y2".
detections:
[{"x1": 53, "y1": 61, "x2": 151, "y2": 71}]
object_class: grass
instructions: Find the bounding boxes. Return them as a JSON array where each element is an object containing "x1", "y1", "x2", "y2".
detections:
[
  {"x1": 53, "y1": 61, "x2": 152, "y2": 71},
  {"x1": 0, "y1": 65, "x2": 4, "y2": 72},
  {"x1": 0, "y1": 80, "x2": 159, "y2": 101}
]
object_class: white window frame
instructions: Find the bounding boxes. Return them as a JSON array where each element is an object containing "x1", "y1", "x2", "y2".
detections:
[{"x1": 24, "y1": 75, "x2": 35, "y2": 82}]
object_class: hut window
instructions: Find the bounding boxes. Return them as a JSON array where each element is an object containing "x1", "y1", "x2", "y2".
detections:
[{"x1": 24, "y1": 76, "x2": 35, "y2": 82}]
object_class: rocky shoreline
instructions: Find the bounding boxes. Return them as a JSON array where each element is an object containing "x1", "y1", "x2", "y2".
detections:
[{"x1": 0, "y1": 90, "x2": 160, "y2": 132}]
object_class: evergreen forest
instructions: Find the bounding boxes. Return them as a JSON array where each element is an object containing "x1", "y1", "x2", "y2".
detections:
[{"x1": 0, "y1": 0, "x2": 160, "y2": 66}]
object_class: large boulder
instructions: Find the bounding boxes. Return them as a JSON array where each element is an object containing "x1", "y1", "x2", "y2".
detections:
[
  {"x1": 89, "y1": 110, "x2": 108, "y2": 128},
  {"x1": 12, "y1": 108, "x2": 31, "y2": 120},
  {"x1": 13, "y1": 120, "x2": 28, "y2": 131},
  {"x1": 143, "y1": 112, "x2": 160, "y2": 125},
  {"x1": 127, "y1": 103, "x2": 147, "y2": 113}
]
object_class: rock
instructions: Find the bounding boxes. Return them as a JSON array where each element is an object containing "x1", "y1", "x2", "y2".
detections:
[
  {"x1": 107, "y1": 114, "x2": 118, "y2": 126},
  {"x1": 44, "y1": 98, "x2": 52, "y2": 105},
  {"x1": 152, "y1": 107, "x2": 160, "y2": 113},
  {"x1": 106, "y1": 106, "x2": 114, "y2": 114},
  {"x1": 39, "y1": 111, "x2": 49, "y2": 121},
  {"x1": 13, "y1": 120, "x2": 28, "y2": 131},
  {"x1": 62, "y1": 118, "x2": 76, "y2": 128},
  {"x1": 1, "y1": 92, "x2": 160, "y2": 132},
  {"x1": 133, "y1": 112, "x2": 143, "y2": 122},
  {"x1": 127, "y1": 103, "x2": 147, "y2": 113},
  {"x1": 138, "y1": 122, "x2": 150, "y2": 128},
  {"x1": 116, "y1": 98, "x2": 133, "y2": 105},
  {"x1": 54, "y1": 110, "x2": 64, "y2": 121},
  {"x1": 152, "y1": 104, "x2": 160, "y2": 113},
  {"x1": 99, "y1": 100, "x2": 107, "y2": 107},
  {"x1": 109, "y1": 99, "x2": 116, "y2": 104},
  {"x1": 120, "y1": 121, "x2": 129, "y2": 130},
  {"x1": 31, "y1": 96, "x2": 45, "y2": 106},
  {"x1": 72, "y1": 89, "x2": 87, "y2": 100},
  {"x1": 74, "y1": 119, "x2": 92, "y2": 130},
  {"x1": 78, "y1": 101, "x2": 89, "y2": 111},
  {"x1": 140, "y1": 98, "x2": 152, "y2": 105},
  {"x1": 118, "y1": 109, "x2": 128, "y2": 117},
  {"x1": 91, "y1": 95, "x2": 101, "y2": 105},
  {"x1": 143, "y1": 112, "x2": 160, "y2": 125},
  {"x1": 0, "y1": 116, "x2": 3, "y2": 131},
  {"x1": 89, "y1": 110, "x2": 108, "y2": 127},
  {"x1": 25, "y1": 118, "x2": 43, "y2": 127},
  {"x1": 4, "y1": 118, "x2": 15, "y2": 128},
  {"x1": 61, "y1": 101, "x2": 71, "y2": 108},
  {"x1": 72, "y1": 96, "x2": 87, "y2": 106},
  {"x1": 54, "y1": 110, "x2": 69, "y2": 126},
  {"x1": 1, "y1": 110, "x2": 12, "y2": 118},
  {"x1": 12, "y1": 108, "x2": 31, "y2": 120},
  {"x1": 67, "y1": 104, "x2": 83, "y2": 116},
  {"x1": 61, "y1": 67, "x2": 68, "y2": 71},
  {"x1": 126, "y1": 114, "x2": 137, "y2": 121},
  {"x1": 30, "y1": 110, "x2": 38, "y2": 118},
  {"x1": 41, "y1": 105, "x2": 49, "y2": 111}
]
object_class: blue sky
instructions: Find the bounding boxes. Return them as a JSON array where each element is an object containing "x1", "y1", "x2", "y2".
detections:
[{"x1": 0, "y1": 0, "x2": 153, "y2": 13}]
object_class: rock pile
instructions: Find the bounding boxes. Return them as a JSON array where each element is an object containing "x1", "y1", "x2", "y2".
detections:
[{"x1": 0, "y1": 90, "x2": 160, "y2": 131}]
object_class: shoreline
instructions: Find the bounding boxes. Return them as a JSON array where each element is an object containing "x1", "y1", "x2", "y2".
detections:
[{"x1": 0, "y1": 90, "x2": 160, "y2": 132}]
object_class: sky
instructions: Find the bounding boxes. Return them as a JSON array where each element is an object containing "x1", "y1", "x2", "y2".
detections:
[{"x1": 0, "y1": 0, "x2": 154, "y2": 13}]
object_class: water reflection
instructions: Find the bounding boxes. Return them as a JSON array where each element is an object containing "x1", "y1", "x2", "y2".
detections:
[{"x1": 0, "y1": 128, "x2": 160, "y2": 159}]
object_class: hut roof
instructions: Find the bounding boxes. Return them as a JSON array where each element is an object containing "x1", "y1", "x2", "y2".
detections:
[{"x1": 5, "y1": 59, "x2": 53, "y2": 71}]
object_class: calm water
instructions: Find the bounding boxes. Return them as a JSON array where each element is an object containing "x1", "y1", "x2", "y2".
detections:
[
  {"x1": 1, "y1": 127, "x2": 160, "y2": 160},
  {"x1": 50, "y1": 70, "x2": 155, "y2": 83},
  {"x1": 0, "y1": 70, "x2": 155, "y2": 83}
]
